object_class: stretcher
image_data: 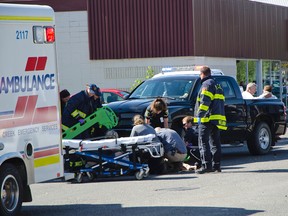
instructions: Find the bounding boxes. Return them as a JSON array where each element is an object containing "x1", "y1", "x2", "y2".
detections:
[
  {"x1": 63, "y1": 134, "x2": 164, "y2": 182},
  {"x1": 62, "y1": 106, "x2": 118, "y2": 139}
]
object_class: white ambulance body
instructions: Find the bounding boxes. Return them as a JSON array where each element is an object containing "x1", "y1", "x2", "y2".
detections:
[{"x1": 0, "y1": 4, "x2": 63, "y2": 216}]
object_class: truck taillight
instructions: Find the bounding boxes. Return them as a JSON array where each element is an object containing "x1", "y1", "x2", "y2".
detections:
[{"x1": 45, "y1": 27, "x2": 55, "y2": 43}]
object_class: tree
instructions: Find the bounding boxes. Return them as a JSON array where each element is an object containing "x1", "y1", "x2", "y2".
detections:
[
  {"x1": 130, "y1": 66, "x2": 155, "y2": 91},
  {"x1": 236, "y1": 60, "x2": 258, "y2": 83}
]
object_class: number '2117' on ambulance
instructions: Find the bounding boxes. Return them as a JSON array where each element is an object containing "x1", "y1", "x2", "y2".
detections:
[{"x1": 0, "y1": 3, "x2": 63, "y2": 216}]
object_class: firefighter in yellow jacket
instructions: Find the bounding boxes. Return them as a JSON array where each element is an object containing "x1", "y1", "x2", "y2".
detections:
[{"x1": 194, "y1": 66, "x2": 227, "y2": 174}]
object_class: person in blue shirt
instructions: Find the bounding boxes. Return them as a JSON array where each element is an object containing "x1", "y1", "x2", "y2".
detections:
[{"x1": 155, "y1": 127, "x2": 194, "y2": 172}]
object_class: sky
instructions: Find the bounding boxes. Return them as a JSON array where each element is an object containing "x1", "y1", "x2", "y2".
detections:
[{"x1": 250, "y1": 0, "x2": 288, "y2": 7}]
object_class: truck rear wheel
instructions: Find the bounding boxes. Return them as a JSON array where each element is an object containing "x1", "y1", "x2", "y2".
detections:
[
  {"x1": 247, "y1": 122, "x2": 272, "y2": 155},
  {"x1": 0, "y1": 164, "x2": 23, "y2": 216}
]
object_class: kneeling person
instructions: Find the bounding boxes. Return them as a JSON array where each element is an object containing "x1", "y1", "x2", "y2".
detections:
[{"x1": 155, "y1": 127, "x2": 193, "y2": 172}]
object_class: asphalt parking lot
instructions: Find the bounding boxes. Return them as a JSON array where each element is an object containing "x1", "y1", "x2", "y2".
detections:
[{"x1": 20, "y1": 133, "x2": 288, "y2": 216}]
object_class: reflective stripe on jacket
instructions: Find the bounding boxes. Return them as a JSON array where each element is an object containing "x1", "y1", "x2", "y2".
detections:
[
  {"x1": 71, "y1": 109, "x2": 86, "y2": 119},
  {"x1": 62, "y1": 90, "x2": 102, "y2": 127},
  {"x1": 194, "y1": 76, "x2": 227, "y2": 130}
]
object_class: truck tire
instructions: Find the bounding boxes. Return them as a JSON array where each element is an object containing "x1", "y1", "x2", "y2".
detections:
[
  {"x1": 247, "y1": 122, "x2": 272, "y2": 155},
  {"x1": 0, "y1": 164, "x2": 23, "y2": 216},
  {"x1": 171, "y1": 121, "x2": 185, "y2": 137}
]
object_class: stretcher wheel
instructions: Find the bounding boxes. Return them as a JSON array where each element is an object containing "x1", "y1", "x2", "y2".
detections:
[
  {"x1": 76, "y1": 173, "x2": 83, "y2": 183},
  {"x1": 143, "y1": 171, "x2": 149, "y2": 178},
  {"x1": 135, "y1": 171, "x2": 144, "y2": 180},
  {"x1": 87, "y1": 172, "x2": 94, "y2": 181}
]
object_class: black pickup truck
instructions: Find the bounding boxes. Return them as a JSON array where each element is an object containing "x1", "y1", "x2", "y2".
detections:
[{"x1": 107, "y1": 72, "x2": 287, "y2": 155}]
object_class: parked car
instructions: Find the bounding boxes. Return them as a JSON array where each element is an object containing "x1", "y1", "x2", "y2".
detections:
[{"x1": 101, "y1": 88, "x2": 130, "y2": 103}]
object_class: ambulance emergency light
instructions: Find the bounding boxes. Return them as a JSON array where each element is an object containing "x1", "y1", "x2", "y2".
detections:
[{"x1": 33, "y1": 26, "x2": 55, "y2": 43}]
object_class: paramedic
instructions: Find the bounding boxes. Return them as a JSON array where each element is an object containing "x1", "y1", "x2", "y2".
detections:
[
  {"x1": 145, "y1": 98, "x2": 169, "y2": 128},
  {"x1": 155, "y1": 127, "x2": 193, "y2": 171},
  {"x1": 194, "y1": 66, "x2": 227, "y2": 174},
  {"x1": 62, "y1": 84, "x2": 102, "y2": 139},
  {"x1": 60, "y1": 89, "x2": 70, "y2": 115}
]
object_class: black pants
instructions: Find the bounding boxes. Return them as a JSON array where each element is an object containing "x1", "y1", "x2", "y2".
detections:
[{"x1": 198, "y1": 123, "x2": 221, "y2": 169}]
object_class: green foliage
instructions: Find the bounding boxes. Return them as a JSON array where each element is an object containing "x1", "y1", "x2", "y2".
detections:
[
  {"x1": 130, "y1": 66, "x2": 155, "y2": 91},
  {"x1": 237, "y1": 60, "x2": 283, "y2": 85},
  {"x1": 282, "y1": 62, "x2": 288, "y2": 69},
  {"x1": 130, "y1": 80, "x2": 142, "y2": 91},
  {"x1": 236, "y1": 61, "x2": 246, "y2": 83},
  {"x1": 236, "y1": 60, "x2": 257, "y2": 83}
]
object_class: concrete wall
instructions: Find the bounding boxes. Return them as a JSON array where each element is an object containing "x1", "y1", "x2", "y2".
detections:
[{"x1": 55, "y1": 11, "x2": 237, "y2": 95}]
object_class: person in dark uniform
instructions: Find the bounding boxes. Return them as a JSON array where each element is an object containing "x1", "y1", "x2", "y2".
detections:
[
  {"x1": 182, "y1": 116, "x2": 198, "y2": 146},
  {"x1": 182, "y1": 116, "x2": 201, "y2": 167},
  {"x1": 194, "y1": 66, "x2": 227, "y2": 174},
  {"x1": 62, "y1": 84, "x2": 102, "y2": 139},
  {"x1": 60, "y1": 89, "x2": 70, "y2": 115},
  {"x1": 145, "y1": 98, "x2": 169, "y2": 128}
]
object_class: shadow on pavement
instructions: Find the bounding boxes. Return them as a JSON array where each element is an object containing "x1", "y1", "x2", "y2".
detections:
[
  {"x1": 221, "y1": 141, "x2": 288, "y2": 168},
  {"x1": 59, "y1": 172, "x2": 197, "y2": 184},
  {"x1": 20, "y1": 204, "x2": 264, "y2": 216},
  {"x1": 222, "y1": 167, "x2": 288, "y2": 174}
]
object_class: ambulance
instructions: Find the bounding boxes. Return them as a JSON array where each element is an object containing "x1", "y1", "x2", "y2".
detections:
[{"x1": 0, "y1": 4, "x2": 63, "y2": 216}]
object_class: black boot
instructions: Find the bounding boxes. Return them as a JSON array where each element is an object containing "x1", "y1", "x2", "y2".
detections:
[
  {"x1": 195, "y1": 164, "x2": 213, "y2": 174},
  {"x1": 213, "y1": 165, "x2": 221, "y2": 173}
]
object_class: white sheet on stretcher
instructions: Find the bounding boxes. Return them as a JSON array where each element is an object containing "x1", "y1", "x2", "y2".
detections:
[{"x1": 62, "y1": 134, "x2": 156, "y2": 150}]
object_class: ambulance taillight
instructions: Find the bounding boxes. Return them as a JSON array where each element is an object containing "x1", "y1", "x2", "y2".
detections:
[
  {"x1": 45, "y1": 27, "x2": 55, "y2": 43},
  {"x1": 33, "y1": 26, "x2": 55, "y2": 43}
]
